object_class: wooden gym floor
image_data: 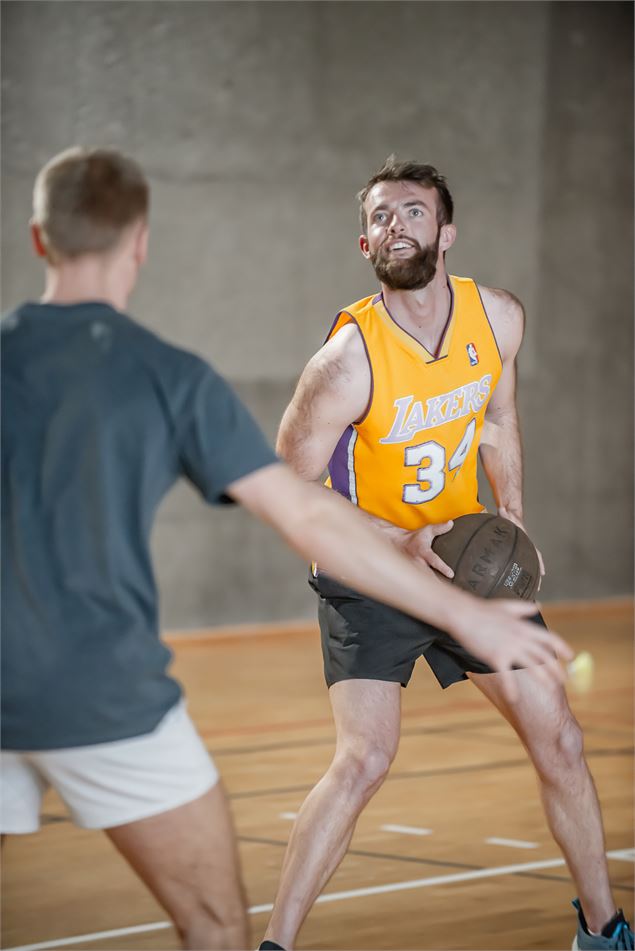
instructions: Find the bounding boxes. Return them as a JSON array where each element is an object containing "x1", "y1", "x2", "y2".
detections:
[{"x1": 2, "y1": 599, "x2": 633, "y2": 951}]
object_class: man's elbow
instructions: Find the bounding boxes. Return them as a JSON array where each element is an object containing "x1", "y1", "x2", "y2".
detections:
[
  {"x1": 274, "y1": 432, "x2": 286, "y2": 458},
  {"x1": 280, "y1": 479, "x2": 336, "y2": 560},
  {"x1": 277, "y1": 433, "x2": 324, "y2": 482},
  {"x1": 275, "y1": 426, "x2": 296, "y2": 463}
]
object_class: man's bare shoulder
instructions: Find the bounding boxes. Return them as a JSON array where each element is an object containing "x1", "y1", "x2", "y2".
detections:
[
  {"x1": 477, "y1": 284, "x2": 525, "y2": 358},
  {"x1": 302, "y1": 322, "x2": 369, "y2": 397},
  {"x1": 278, "y1": 321, "x2": 370, "y2": 463},
  {"x1": 478, "y1": 284, "x2": 525, "y2": 323}
]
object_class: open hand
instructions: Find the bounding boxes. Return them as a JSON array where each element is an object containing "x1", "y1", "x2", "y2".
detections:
[{"x1": 451, "y1": 597, "x2": 573, "y2": 702}]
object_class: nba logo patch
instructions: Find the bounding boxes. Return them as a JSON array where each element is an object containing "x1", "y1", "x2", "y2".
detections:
[{"x1": 466, "y1": 342, "x2": 479, "y2": 366}]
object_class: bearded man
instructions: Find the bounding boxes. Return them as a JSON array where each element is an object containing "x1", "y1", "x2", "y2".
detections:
[{"x1": 258, "y1": 157, "x2": 633, "y2": 951}]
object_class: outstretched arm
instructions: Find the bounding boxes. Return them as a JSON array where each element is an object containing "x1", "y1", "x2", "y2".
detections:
[{"x1": 227, "y1": 461, "x2": 571, "y2": 700}]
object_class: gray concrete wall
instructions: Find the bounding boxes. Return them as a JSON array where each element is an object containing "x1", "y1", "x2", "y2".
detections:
[{"x1": 2, "y1": 1, "x2": 632, "y2": 626}]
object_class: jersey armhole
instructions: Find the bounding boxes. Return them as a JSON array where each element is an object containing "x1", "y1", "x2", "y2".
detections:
[
  {"x1": 326, "y1": 310, "x2": 374, "y2": 426},
  {"x1": 474, "y1": 284, "x2": 504, "y2": 371}
]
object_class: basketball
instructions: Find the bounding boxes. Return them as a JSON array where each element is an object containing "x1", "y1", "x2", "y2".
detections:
[{"x1": 431, "y1": 513, "x2": 540, "y2": 601}]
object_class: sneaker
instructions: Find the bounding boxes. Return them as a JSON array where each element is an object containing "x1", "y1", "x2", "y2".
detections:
[{"x1": 572, "y1": 899, "x2": 634, "y2": 950}]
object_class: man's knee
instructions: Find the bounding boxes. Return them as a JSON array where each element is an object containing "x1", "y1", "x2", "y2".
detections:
[
  {"x1": 529, "y1": 713, "x2": 585, "y2": 780},
  {"x1": 333, "y1": 743, "x2": 395, "y2": 794},
  {"x1": 174, "y1": 895, "x2": 248, "y2": 950}
]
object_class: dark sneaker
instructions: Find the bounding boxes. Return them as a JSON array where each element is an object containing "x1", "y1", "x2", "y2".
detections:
[
  {"x1": 258, "y1": 943, "x2": 286, "y2": 951},
  {"x1": 572, "y1": 899, "x2": 634, "y2": 950}
]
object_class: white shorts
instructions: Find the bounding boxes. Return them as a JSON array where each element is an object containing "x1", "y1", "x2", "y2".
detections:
[{"x1": 0, "y1": 701, "x2": 219, "y2": 833}]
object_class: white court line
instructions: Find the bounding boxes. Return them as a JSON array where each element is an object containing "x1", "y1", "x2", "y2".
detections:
[
  {"x1": 606, "y1": 849, "x2": 635, "y2": 862},
  {"x1": 485, "y1": 837, "x2": 539, "y2": 849},
  {"x1": 6, "y1": 849, "x2": 632, "y2": 951},
  {"x1": 381, "y1": 823, "x2": 432, "y2": 836},
  {"x1": 278, "y1": 811, "x2": 297, "y2": 820},
  {"x1": 5, "y1": 922, "x2": 173, "y2": 951},
  {"x1": 249, "y1": 856, "x2": 568, "y2": 912},
  {"x1": 608, "y1": 848, "x2": 635, "y2": 862}
]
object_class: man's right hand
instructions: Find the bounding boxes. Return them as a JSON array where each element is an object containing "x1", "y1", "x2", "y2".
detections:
[{"x1": 401, "y1": 520, "x2": 455, "y2": 579}]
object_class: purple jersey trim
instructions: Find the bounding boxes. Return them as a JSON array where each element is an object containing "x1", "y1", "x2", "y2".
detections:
[
  {"x1": 324, "y1": 309, "x2": 352, "y2": 345},
  {"x1": 328, "y1": 425, "x2": 356, "y2": 501},
  {"x1": 349, "y1": 315, "x2": 374, "y2": 425}
]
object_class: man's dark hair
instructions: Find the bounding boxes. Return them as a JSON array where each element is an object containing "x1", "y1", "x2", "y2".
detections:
[
  {"x1": 357, "y1": 156, "x2": 454, "y2": 233},
  {"x1": 32, "y1": 146, "x2": 149, "y2": 262}
]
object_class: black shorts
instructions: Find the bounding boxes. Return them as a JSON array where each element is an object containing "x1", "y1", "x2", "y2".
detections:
[{"x1": 309, "y1": 572, "x2": 547, "y2": 690}]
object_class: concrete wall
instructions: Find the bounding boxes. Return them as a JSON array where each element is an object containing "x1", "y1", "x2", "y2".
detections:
[{"x1": 2, "y1": 1, "x2": 632, "y2": 626}]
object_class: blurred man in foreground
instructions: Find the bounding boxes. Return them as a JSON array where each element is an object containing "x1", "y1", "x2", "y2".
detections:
[{"x1": 1, "y1": 147, "x2": 572, "y2": 949}]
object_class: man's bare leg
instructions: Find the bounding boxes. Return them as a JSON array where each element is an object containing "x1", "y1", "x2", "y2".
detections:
[
  {"x1": 469, "y1": 667, "x2": 616, "y2": 934},
  {"x1": 262, "y1": 679, "x2": 401, "y2": 950},
  {"x1": 106, "y1": 781, "x2": 249, "y2": 950}
]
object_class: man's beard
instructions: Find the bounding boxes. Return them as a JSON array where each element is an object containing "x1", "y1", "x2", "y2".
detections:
[{"x1": 370, "y1": 229, "x2": 440, "y2": 291}]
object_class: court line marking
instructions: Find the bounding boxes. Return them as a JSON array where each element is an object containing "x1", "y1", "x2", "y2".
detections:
[
  {"x1": 7, "y1": 850, "x2": 632, "y2": 951},
  {"x1": 249, "y1": 857, "x2": 569, "y2": 912},
  {"x1": 212, "y1": 716, "x2": 506, "y2": 757},
  {"x1": 485, "y1": 837, "x2": 539, "y2": 849},
  {"x1": 194, "y1": 677, "x2": 635, "y2": 742},
  {"x1": 609, "y1": 848, "x2": 635, "y2": 862},
  {"x1": 279, "y1": 811, "x2": 298, "y2": 820},
  {"x1": 6, "y1": 922, "x2": 174, "y2": 951},
  {"x1": 381, "y1": 823, "x2": 432, "y2": 836},
  {"x1": 239, "y1": 834, "x2": 635, "y2": 891},
  {"x1": 229, "y1": 747, "x2": 633, "y2": 800}
]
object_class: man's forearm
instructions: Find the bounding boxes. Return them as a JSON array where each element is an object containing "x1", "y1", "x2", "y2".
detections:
[
  {"x1": 284, "y1": 480, "x2": 469, "y2": 634},
  {"x1": 236, "y1": 466, "x2": 463, "y2": 633},
  {"x1": 480, "y1": 412, "x2": 524, "y2": 521},
  {"x1": 230, "y1": 462, "x2": 570, "y2": 681},
  {"x1": 358, "y1": 509, "x2": 410, "y2": 546}
]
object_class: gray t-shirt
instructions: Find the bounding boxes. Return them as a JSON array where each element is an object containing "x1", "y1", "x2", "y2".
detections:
[{"x1": 1, "y1": 301, "x2": 278, "y2": 750}]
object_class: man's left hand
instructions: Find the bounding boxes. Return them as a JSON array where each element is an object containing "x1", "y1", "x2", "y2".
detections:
[{"x1": 498, "y1": 506, "x2": 545, "y2": 591}]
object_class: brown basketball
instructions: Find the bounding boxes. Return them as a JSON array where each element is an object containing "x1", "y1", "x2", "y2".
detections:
[{"x1": 431, "y1": 513, "x2": 540, "y2": 601}]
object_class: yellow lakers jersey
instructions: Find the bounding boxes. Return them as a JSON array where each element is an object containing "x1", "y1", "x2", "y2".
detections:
[{"x1": 325, "y1": 276, "x2": 502, "y2": 530}]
